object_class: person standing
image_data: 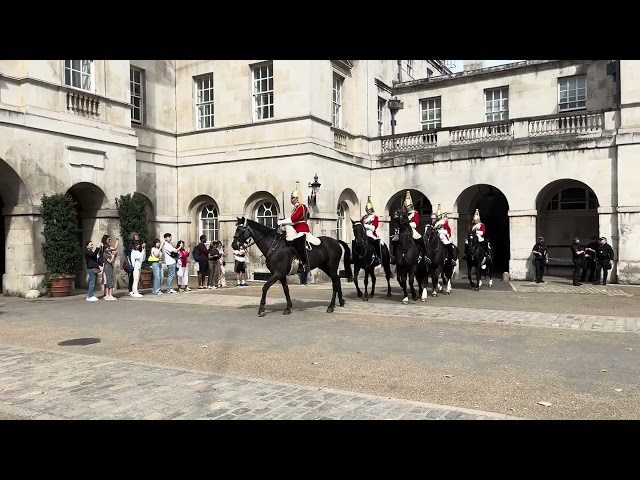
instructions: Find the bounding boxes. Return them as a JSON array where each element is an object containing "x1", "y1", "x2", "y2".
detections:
[
  {"x1": 149, "y1": 239, "x2": 163, "y2": 295},
  {"x1": 102, "y1": 241, "x2": 117, "y2": 300},
  {"x1": 232, "y1": 241, "x2": 247, "y2": 287},
  {"x1": 217, "y1": 241, "x2": 228, "y2": 288},
  {"x1": 531, "y1": 236, "x2": 548, "y2": 283},
  {"x1": 130, "y1": 241, "x2": 146, "y2": 297},
  {"x1": 207, "y1": 241, "x2": 220, "y2": 290},
  {"x1": 125, "y1": 232, "x2": 140, "y2": 297},
  {"x1": 176, "y1": 240, "x2": 191, "y2": 292},
  {"x1": 195, "y1": 235, "x2": 210, "y2": 289},
  {"x1": 84, "y1": 240, "x2": 100, "y2": 302},
  {"x1": 162, "y1": 233, "x2": 179, "y2": 294},
  {"x1": 594, "y1": 236, "x2": 615, "y2": 285},
  {"x1": 570, "y1": 237, "x2": 585, "y2": 286},
  {"x1": 582, "y1": 235, "x2": 599, "y2": 283}
]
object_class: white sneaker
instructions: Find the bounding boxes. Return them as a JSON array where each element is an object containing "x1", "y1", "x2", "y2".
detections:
[
  {"x1": 128, "y1": 292, "x2": 134, "y2": 297},
  {"x1": 86, "y1": 297, "x2": 98, "y2": 302},
  {"x1": 133, "y1": 293, "x2": 143, "y2": 298},
  {"x1": 167, "y1": 289, "x2": 176, "y2": 294}
]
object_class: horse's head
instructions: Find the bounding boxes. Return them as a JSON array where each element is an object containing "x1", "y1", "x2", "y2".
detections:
[
  {"x1": 466, "y1": 233, "x2": 479, "y2": 258},
  {"x1": 351, "y1": 219, "x2": 366, "y2": 246},
  {"x1": 423, "y1": 224, "x2": 437, "y2": 244},
  {"x1": 233, "y1": 216, "x2": 252, "y2": 248},
  {"x1": 393, "y1": 209, "x2": 410, "y2": 232}
]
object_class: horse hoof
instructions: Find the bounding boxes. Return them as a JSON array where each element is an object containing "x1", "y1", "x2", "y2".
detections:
[
  {"x1": 432, "y1": 293, "x2": 437, "y2": 297},
  {"x1": 283, "y1": 309, "x2": 291, "y2": 315},
  {"x1": 327, "y1": 307, "x2": 334, "y2": 313},
  {"x1": 474, "y1": 287, "x2": 479, "y2": 292},
  {"x1": 412, "y1": 296, "x2": 417, "y2": 302},
  {"x1": 387, "y1": 293, "x2": 392, "y2": 297},
  {"x1": 370, "y1": 293, "x2": 375, "y2": 298},
  {"x1": 363, "y1": 297, "x2": 369, "y2": 302},
  {"x1": 357, "y1": 292, "x2": 363, "y2": 298},
  {"x1": 421, "y1": 297, "x2": 426, "y2": 302},
  {"x1": 402, "y1": 298, "x2": 409, "y2": 305},
  {"x1": 339, "y1": 299, "x2": 345, "y2": 307},
  {"x1": 258, "y1": 311, "x2": 266, "y2": 317}
]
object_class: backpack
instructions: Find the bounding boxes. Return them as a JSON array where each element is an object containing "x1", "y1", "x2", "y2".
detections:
[
  {"x1": 97, "y1": 247, "x2": 104, "y2": 267},
  {"x1": 122, "y1": 254, "x2": 133, "y2": 273},
  {"x1": 192, "y1": 245, "x2": 202, "y2": 261}
]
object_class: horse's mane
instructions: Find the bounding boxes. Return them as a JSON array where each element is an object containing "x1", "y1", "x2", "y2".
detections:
[{"x1": 244, "y1": 218, "x2": 277, "y2": 236}]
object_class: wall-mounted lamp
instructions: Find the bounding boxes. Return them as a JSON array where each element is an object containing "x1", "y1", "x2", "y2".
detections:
[{"x1": 308, "y1": 173, "x2": 321, "y2": 206}]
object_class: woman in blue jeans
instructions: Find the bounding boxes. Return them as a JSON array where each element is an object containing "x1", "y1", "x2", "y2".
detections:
[
  {"x1": 150, "y1": 239, "x2": 163, "y2": 295},
  {"x1": 84, "y1": 240, "x2": 100, "y2": 302}
]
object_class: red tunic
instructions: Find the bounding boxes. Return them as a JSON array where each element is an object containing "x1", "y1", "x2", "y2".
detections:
[
  {"x1": 408, "y1": 210, "x2": 419, "y2": 227},
  {"x1": 361, "y1": 214, "x2": 379, "y2": 238},
  {"x1": 472, "y1": 223, "x2": 486, "y2": 237},
  {"x1": 441, "y1": 220, "x2": 452, "y2": 237},
  {"x1": 290, "y1": 203, "x2": 310, "y2": 233}
]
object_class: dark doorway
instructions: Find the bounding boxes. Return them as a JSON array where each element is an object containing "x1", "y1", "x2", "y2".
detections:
[
  {"x1": 0, "y1": 195, "x2": 4, "y2": 291},
  {"x1": 385, "y1": 189, "x2": 433, "y2": 243}
]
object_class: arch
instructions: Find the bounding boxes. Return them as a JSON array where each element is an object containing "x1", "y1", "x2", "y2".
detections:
[
  {"x1": 455, "y1": 184, "x2": 511, "y2": 274},
  {"x1": 535, "y1": 179, "x2": 600, "y2": 276},
  {"x1": 384, "y1": 189, "x2": 432, "y2": 241},
  {"x1": 244, "y1": 191, "x2": 281, "y2": 231},
  {"x1": 134, "y1": 192, "x2": 156, "y2": 224},
  {"x1": 0, "y1": 158, "x2": 33, "y2": 293},
  {"x1": 66, "y1": 182, "x2": 108, "y2": 288},
  {"x1": 336, "y1": 202, "x2": 348, "y2": 242},
  {"x1": 336, "y1": 188, "x2": 360, "y2": 220},
  {"x1": 188, "y1": 195, "x2": 220, "y2": 245}
]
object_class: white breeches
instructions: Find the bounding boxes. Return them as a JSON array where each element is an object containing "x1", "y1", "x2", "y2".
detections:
[
  {"x1": 365, "y1": 230, "x2": 378, "y2": 240},
  {"x1": 411, "y1": 227, "x2": 421, "y2": 240},
  {"x1": 284, "y1": 225, "x2": 306, "y2": 241},
  {"x1": 438, "y1": 230, "x2": 452, "y2": 245}
]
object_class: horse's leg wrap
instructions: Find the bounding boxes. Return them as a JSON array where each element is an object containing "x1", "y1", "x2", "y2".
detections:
[{"x1": 294, "y1": 236, "x2": 309, "y2": 271}]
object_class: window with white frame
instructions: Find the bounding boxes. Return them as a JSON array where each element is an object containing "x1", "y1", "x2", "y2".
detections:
[
  {"x1": 256, "y1": 201, "x2": 278, "y2": 229},
  {"x1": 64, "y1": 60, "x2": 92, "y2": 91},
  {"x1": 377, "y1": 97, "x2": 385, "y2": 136},
  {"x1": 420, "y1": 97, "x2": 441, "y2": 130},
  {"x1": 200, "y1": 205, "x2": 218, "y2": 243},
  {"x1": 195, "y1": 74, "x2": 214, "y2": 130},
  {"x1": 546, "y1": 187, "x2": 598, "y2": 211},
  {"x1": 485, "y1": 87, "x2": 509, "y2": 122},
  {"x1": 558, "y1": 75, "x2": 587, "y2": 112},
  {"x1": 130, "y1": 67, "x2": 144, "y2": 125},
  {"x1": 406, "y1": 60, "x2": 413, "y2": 77},
  {"x1": 332, "y1": 74, "x2": 343, "y2": 128},
  {"x1": 253, "y1": 63, "x2": 274, "y2": 120},
  {"x1": 336, "y1": 204, "x2": 346, "y2": 242}
]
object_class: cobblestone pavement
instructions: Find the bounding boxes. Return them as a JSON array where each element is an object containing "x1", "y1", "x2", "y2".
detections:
[
  {"x1": 139, "y1": 292, "x2": 640, "y2": 334},
  {"x1": 512, "y1": 282, "x2": 632, "y2": 297},
  {"x1": 0, "y1": 344, "x2": 516, "y2": 420}
]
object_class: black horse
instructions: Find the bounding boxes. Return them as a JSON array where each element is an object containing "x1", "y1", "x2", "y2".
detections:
[
  {"x1": 465, "y1": 233, "x2": 493, "y2": 291},
  {"x1": 392, "y1": 210, "x2": 422, "y2": 304},
  {"x1": 422, "y1": 224, "x2": 448, "y2": 298},
  {"x1": 351, "y1": 219, "x2": 392, "y2": 301},
  {"x1": 233, "y1": 217, "x2": 353, "y2": 316},
  {"x1": 440, "y1": 243, "x2": 458, "y2": 295}
]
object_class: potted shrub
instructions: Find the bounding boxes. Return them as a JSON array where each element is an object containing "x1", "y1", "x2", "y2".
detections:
[
  {"x1": 116, "y1": 192, "x2": 152, "y2": 288},
  {"x1": 40, "y1": 193, "x2": 82, "y2": 297}
]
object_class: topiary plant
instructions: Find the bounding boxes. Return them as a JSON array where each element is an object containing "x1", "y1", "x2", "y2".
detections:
[
  {"x1": 40, "y1": 193, "x2": 82, "y2": 287},
  {"x1": 115, "y1": 192, "x2": 151, "y2": 270}
]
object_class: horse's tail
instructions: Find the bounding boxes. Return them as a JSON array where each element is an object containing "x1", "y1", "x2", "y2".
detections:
[{"x1": 337, "y1": 240, "x2": 354, "y2": 282}]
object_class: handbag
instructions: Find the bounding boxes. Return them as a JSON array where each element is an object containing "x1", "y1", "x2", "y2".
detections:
[{"x1": 148, "y1": 254, "x2": 159, "y2": 262}]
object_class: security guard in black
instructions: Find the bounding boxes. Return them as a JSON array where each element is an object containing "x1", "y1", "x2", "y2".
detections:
[
  {"x1": 570, "y1": 237, "x2": 585, "y2": 286},
  {"x1": 594, "y1": 237, "x2": 615, "y2": 285},
  {"x1": 531, "y1": 236, "x2": 547, "y2": 283}
]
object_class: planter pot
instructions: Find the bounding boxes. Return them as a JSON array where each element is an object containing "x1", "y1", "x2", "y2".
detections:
[
  {"x1": 50, "y1": 277, "x2": 74, "y2": 297},
  {"x1": 140, "y1": 271, "x2": 152, "y2": 289}
]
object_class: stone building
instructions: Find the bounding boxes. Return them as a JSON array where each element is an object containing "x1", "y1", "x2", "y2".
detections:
[{"x1": 1, "y1": 59, "x2": 638, "y2": 296}]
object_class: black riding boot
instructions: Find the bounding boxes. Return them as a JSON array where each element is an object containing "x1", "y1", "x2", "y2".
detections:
[
  {"x1": 415, "y1": 238, "x2": 428, "y2": 260},
  {"x1": 447, "y1": 244, "x2": 457, "y2": 266},
  {"x1": 376, "y1": 240, "x2": 382, "y2": 263},
  {"x1": 390, "y1": 241, "x2": 397, "y2": 265},
  {"x1": 294, "y1": 236, "x2": 309, "y2": 272}
]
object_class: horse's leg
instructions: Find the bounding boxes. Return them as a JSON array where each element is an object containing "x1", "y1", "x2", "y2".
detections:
[
  {"x1": 431, "y1": 268, "x2": 439, "y2": 297},
  {"x1": 363, "y1": 268, "x2": 369, "y2": 302},
  {"x1": 327, "y1": 273, "x2": 342, "y2": 313},
  {"x1": 354, "y1": 264, "x2": 363, "y2": 298},
  {"x1": 399, "y1": 269, "x2": 409, "y2": 305},
  {"x1": 475, "y1": 264, "x2": 481, "y2": 291},
  {"x1": 370, "y1": 267, "x2": 376, "y2": 298},
  {"x1": 420, "y1": 267, "x2": 428, "y2": 302},
  {"x1": 279, "y1": 277, "x2": 293, "y2": 315},
  {"x1": 258, "y1": 272, "x2": 282, "y2": 317},
  {"x1": 410, "y1": 267, "x2": 417, "y2": 302},
  {"x1": 488, "y1": 262, "x2": 493, "y2": 288},
  {"x1": 468, "y1": 264, "x2": 475, "y2": 288}
]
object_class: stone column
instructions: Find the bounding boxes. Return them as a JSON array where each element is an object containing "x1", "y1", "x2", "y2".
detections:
[
  {"x1": 597, "y1": 207, "x2": 619, "y2": 283},
  {"x1": 616, "y1": 207, "x2": 640, "y2": 284},
  {"x1": 2, "y1": 206, "x2": 44, "y2": 296},
  {"x1": 508, "y1": 209, "x2": 537, "y2": 281}
]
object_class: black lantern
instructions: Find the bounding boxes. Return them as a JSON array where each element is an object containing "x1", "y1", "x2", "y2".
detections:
[{"x1": 308, "y1": 173, "x2": 321, "y2": 206}]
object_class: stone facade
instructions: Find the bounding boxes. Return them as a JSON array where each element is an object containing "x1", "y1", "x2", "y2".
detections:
[{"x1": 1, "y1": 59, "x2": 639, "y2": 296}]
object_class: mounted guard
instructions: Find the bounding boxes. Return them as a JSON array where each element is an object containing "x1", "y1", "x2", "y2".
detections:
[
  {"x1": 390, "y1": 190, "x2": 428, "y2": 263},
  {"x1": 361, "y1": 196, "x2": 383, "y2": 262},
  {"x1": 434, "y1": 204, "x2": 457, "y2": 266},
  {"x1": 277, "y1": 182, "x2": 311, "y2": 272},
  {"x1": 466, "y1": 208, "x2": 492, "y2": 269}
]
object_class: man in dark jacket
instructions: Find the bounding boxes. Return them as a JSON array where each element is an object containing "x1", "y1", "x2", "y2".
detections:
[
  {"x1": 531, "y1": 236, "x2": 548, "y2": 283},
  {"x1": 125, "y1": 232, "x2": 140, "y2": 296},
  {"x1": 593, "y1": 236, "x2": 615, "y2": 285},
  {"x1": 582, "y1": 235, "x2": 598, "y2": 283},
  {"x1": 570, "y1": 237, "x2": 585, "y2": 286}
]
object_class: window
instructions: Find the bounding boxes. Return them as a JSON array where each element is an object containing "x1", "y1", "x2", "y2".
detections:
[
  {"x1": 420, "y1": 97, "x2": 441, "y2": 130},
  {"x1": 558, "y1": 75, "x2": 586, "y2": 112},
  {"x1": 332, "y1": 74, "x2": 343, "y2": 128},
  {"x1": 377, "y1": 97, "x2": 385, "y2": 136},
  {"x1": 406, "y1": 60, "x2": 413, "y2": 77},
  {"x1": 256, "y1": 201, "x2": 278, "y2": 229},
  {"x1": 546, "y1": 187, "x2": 598, "y2": 211},
  {"x1": 195, "y1": 74, "x2": 214, "y2": 130},
  {"x1": 253, "y1": 63, "x2": 274, "y2": 120},
  {"x1": 485, "y1": 87, "x2": 509, "y2": 122},
  {"x1": 64, "y1": 60, "x2": 92, "y2": 91},
  {"x1": 200, "y1": 205, "x2": 218, "y2": 243},
  {"x1": 130, "y1": 67, "x2": 144, "y2": 125},
  {"x1": 336, "y1": 204, "x2": 346, "y2": 242}
]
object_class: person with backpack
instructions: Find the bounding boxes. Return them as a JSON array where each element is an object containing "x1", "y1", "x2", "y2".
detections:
[{"x1": 193, "y1": 235, "x2": 210, "y2": 289}]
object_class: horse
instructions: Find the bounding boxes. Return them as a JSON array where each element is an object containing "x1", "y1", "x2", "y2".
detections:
[
  {"x1": 391, "y1": 209, "x2": 422, "y2": 305},
  {"x1": 422, "y1": 224, "x2": 448, "y2": 298},
  {"x1": 464, "y1": 232, "x2": 493, "y2": 291},
  {"x1": 440, "y1": 243, "x2": 459, "y2": 295},
  {"x1": 350, "y1": 219, "x2": 392, "y2": 301},
  {"x1": 233, "y1": 217, "x2": 353, "y2": 317}
]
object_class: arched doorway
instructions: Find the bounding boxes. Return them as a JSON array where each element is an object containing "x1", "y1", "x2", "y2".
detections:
[
  {"x1": 67, "y1": 182, "x2": 108, "y2": 288},
  {"x1": 536, "y1": 179, "x2": 599, "y2": 276},
  {"x1": 455, "y1": 184, "x2": 510, "y2": 274},
  {"x1": 385, "y1": 189, "x2": 432, "y2": 242},
  {"x1": 336, "y1": 188, "x2": 360, "y2": 242}
]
